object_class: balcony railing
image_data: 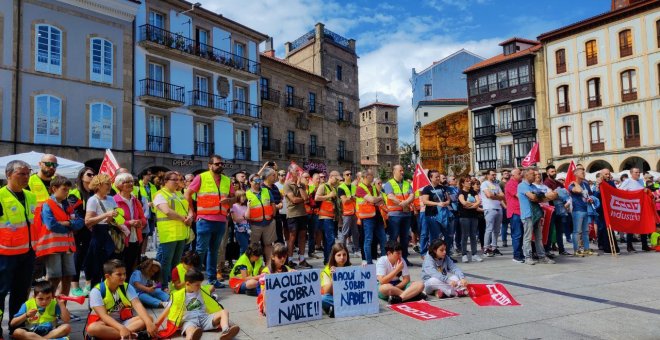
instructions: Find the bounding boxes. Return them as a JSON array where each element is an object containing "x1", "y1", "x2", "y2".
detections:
[
  {"x1": 587, "y1": 95, "x2": 601, "y2": 108},
  {"x1": 309, "y1": 145, "x2": 326, "y2": 158},
  {"x1": 556, "y1": 63, "x2": 566, "y2": 74},
  {"x1": 285, "y1": 95, "x2": 304, "y2": 110},
  {"x1": 512, "y1": 118, "x2": 536, "y2": 132},
  {"x1": 194, "y1": 141, "x2": 214, "y2": 157},
  {"x1": 139, "y1": 24, "x2": 260, "y2": 75},
  {"x1": 262, "y1": 138, "x2": 281, "y2": 153},
  {"x1": 557, "y1": 103, "x2": 570, "y2": 114},
  {"x1": 624, "y1": 136, "x2": 640, "y2": 148},
  {"x1": 230, "y1": 100, "x2": 262, "y2": 119},
  {"x1": 337, "y1": 150, "x2": 354, "y2": 162},
  {"x1": 497, "y1": 159, "x2": 514, "y2": 169},
  {"x1": 147, "y1": 135, "x2": 170, "y2": 153},
  {"x1": 261, "y1": 87, "x2": 280, "y2": 104},
  {"x1": 559, "y1": 145, "x2": 573, "y2": 155},
  {"x1": 188, "y1": 90, "x2": 227, "y2": 111},
  {"x1": 139, "y1": 78, "x2": 185, "y2": 103},
  {"x1": 309, "y1": 103, "x2": 324, "y2": 115},
  {"x1": 337, "y1": 111, "x2": 353, "y2": 124},
  {"x1": 477, "y1": 160, "x2": 497, "y2": 170},
  {"x1": 474, "y1": 125, "x2": 495, "y2": 137},
  {"x1": 590, "y1": 141, "x2": 605, "y2": 152},
  {"x1": 495, "y1": 122, "x2": 512, "y2": 134},
  {"x1": 286, "y1": 142, "x2": 305, "y2": 156},
  {"x1": 621, "y1": 89, "x2": 637, "y2": 102},
  {"x1": 620, "y1": 45, "x2": 632, "y2": 58},
  {"x1": 234, "y1": 146, "x2": 251, "y2": 160},
  {"x1": 586, "y1": 55, "x2": 598, "y2": 66}
]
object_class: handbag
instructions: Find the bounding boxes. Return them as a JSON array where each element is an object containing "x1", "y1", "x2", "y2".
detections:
[{"x1": 98, "y1": 199, "x2": 126, "y2": 254}]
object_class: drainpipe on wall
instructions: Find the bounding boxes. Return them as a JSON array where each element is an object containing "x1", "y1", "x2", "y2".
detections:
[
  {"x1": 131, "y1": 17, "x2": 136, "y2": 173},
  {"x1": 13, "y1": 0, "x2": 22, "y2": 154}
]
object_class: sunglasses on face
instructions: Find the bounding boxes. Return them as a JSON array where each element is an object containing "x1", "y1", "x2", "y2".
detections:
[
  {"x1": 253, "y1": 179, "x2": 263, "y2": 183},
  {"x1": 344, "y1": 173, "x2": 351, "y2": 176},
  {"x1": 85, "y1": 173, "x2": 94, "y2": 177},
  {"x1": 43, "y1": 162, "x2": 58, "y2": 168},
  {"x1": 212, "y1": 162, "x2": 224, "y2": 167}
]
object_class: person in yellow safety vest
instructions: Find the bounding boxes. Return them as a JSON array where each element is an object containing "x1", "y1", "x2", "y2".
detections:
[
  {"x1": 245, "y1": 173, "x2": 276, "y2": 264},
  {"x1": 155, "y1": 171, "x2": 192, "y2": 288},
  {"x1": 337, "y1": 170, "x2": 358, "y2": 255},
  {"x1": 355, "y1": 169, "x2": 387, "y2": 264},
  {"x1": 86, "y1": 259, "x2": 157, "y2": 339},
  {"x1": 0, "y1": 160, "x2": 39, "y2": 339},
  {"x1": 10, "y1": 281, "x2": 71, "y2": 339},
  {"x1": 228, "y1": 243, "x2": 264, "y2": 295},
  {"x1": 169, "y1": 250, "x2": 201, "y2": 292},
  {"x1": 155, "y1": 268, "x2": 240, "y2": 340},
  {"x1": 185, "y1": 155, "x2": 235, "y2": 289},
  {"x1": 315, "y1": 170, "x2": 341, "y2": 263},
  {"x1": 138, "y1": 170, "x2": 157, "y2": 254},
  {"x1": 382, "y1": 165, "x2": 414, "y2": 264},
  {"x1": 33, "y1": 176, "x2": 85, "y2": 302},
  {"x1": 28, "y1": 154, "x2": 59, "y2": 203}
]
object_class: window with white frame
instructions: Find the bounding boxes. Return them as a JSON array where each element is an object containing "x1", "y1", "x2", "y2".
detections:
[
  {"x1": 90, "y1": 38, "x2": 113, "y2": 83},
  {"x1": 508, "y1": 68, "x2": 518, "y2": 86},
  {"x1": 559, "y1": 126, "x2": 571, "y2": 148},
  {"x1": 89, "y1": 103, "x2": 112, "y2": 148},
  {"x1": 34, "y1": 95, "x2": 62, "y2": 144},
  {"x1": 35, "y1": 25, "x2": 62, "y2": 74}
]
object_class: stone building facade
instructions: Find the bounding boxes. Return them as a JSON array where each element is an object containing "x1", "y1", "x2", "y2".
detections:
[{"x1": 359, "y1": 102, "x2": 399, "y2": 174}]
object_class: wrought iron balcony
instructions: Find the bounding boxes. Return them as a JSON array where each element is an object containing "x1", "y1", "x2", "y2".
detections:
[
  {"x1": 188, "y1": 90, "x2": 227, "y2": 116},
  {"x1": 586, "y1": 55, "x2": 598, "y2": 66},
  {"x1": 229, "y1": 100, "x2": 261, "y2": 119},
  {"x1": 262, "y1": 138, "x2": 281, "y2": 153},
  {"x1": 285, "y1": 95, "x2": 304, "y2": 111},
  {"x1": 497, "y1": 159, "x2": 514, "y2": 169},
  {"x1": 286, "y1": 142, "x2": 305, "y2": 156},
  {"x1": 621, "y1": 88, "x2": 637, "y2": 102},
  {"x1": 309, "y1": 145, "x2": 325, "y2": 158},
  {"x1": 309, "y1": 104, "x2": 324, "y2": 116},
  {"x1": 512, "y1": 118, "x2": 536, "y2": 132},
  {"x1": 624, "y1": 135, "x2": 640, "y2": 148},
  {"x1": 337, "y1": 150, "x2": 354, "y2": 162},
  {"x1": 194, "y1": 141, "x2": 214, "y2": 157},
  {"x1": 234, "y1": 146, "x2": 251, "y2": 160},
  {"x1": 147, "y1": 135, "x2": 170, "y2": 153},
  {"x1": 139, "y1": 79, "x2": 185, "y2": 108},
  {"x1": 474, "y1": 125, "x2": 495, "y2": 138},
  {"x1": 559, "y1": 145, "x2": 573, "y2": 155},
  {"x1": 590, "y1": 141, "x2": 605, "y2": 152},
  {"x1": 138, "y1": 24, "x2": 260, "y2": 76},
  {"x1": 261, "y1": 87, "x2": 280, "y2": 105},
  {"x1": 557, "y1": 103, "x2": 570, "y2": 114},
  {"x1": 477, "y1": 160, "x2": 497, "y2": 170},
  {"x1": 587, "y1": 95, "x2": 601, "y2": 108}
]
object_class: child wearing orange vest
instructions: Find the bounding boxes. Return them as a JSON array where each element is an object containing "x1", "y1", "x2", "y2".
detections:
[{"x1": 34, "y1": 176, "x2": 84, "y2": 299}]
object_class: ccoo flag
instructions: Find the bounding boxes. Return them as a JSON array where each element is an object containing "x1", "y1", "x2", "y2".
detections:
[
  {"x1": 564, "y1": 160, "x2": 576, "y2": 187},
  {"x1": 521, "y1": 142, "x2": 539, "y2": 167},
  {"x1": 412, "y1": 163, "x2": 431, "y2": 193},
  {"x1": 99, "y1": 149, "x2": 120, "y2": 177}
]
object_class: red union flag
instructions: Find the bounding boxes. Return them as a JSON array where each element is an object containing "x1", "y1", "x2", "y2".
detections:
[
  {"x1": 412, "y1": 163, "x2": 430, "y2": 193},
  {"x1": 564, "y1": 160, "x2": 576, "y2": 186},
  {"x1": 99, "y1": 149, "x2": 120, "y2": 177},
  {"x1": 388, "y1": 301, "x2": 459, "y2": 321},
  {"x1": 467, "y1": 283, "x2": 520, "y2": 307},
  {"x1": 520, "y1": 142, "x2": 539, "y2": 167},
  {"x1": 599, "y1": 183, "x2": 658, "y2": 234}
]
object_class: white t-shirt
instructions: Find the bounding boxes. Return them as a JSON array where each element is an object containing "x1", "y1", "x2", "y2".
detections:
[
  {"x1": 618, "y1": 178, "x2": 645, "y2": 191},
  {"x1": 376, "y1": 256, "x2": 409, "y2": 283},
  {"x1": 87, "y1": 195, "x2": 118, "y2": 217},
  {"x1": 89, "y1": 284, "x2": 138, "y2": 320},
  {"x1": 165, "y1": 290, "x2": 207, "y2": 320},
  {"x1": 480, "y1": 180, "x2": 502, "y2": 210}
]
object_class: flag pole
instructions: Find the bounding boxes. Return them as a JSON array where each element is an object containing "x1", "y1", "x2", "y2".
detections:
[{"x1": 606, "y1": 224, "x2": 617, "y2": 258}]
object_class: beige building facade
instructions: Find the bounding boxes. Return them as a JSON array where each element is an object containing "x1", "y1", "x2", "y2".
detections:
[{"x1": 359, "y1": 102, "x2": 399, "y2": 173}]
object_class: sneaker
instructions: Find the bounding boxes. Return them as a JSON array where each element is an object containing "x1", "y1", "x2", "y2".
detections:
[
  {"x1": 71, "y1": 287, "x2": 85, "y2": 297},
  {"x1": 538, "y1": 257, "x2": 556, "y2": 264},
  {"x1": 297, "y1": 260, "x2": 313, "y2": 269},
  {"x1": 413, "y1": 244, "x2": 421, "y2": 253},
  {"x1": 473, "y1": 255, "x2": 483, "y2": 262},
  {"x1": 220, "y1": 324, "x2": 240, "y2": 340},
  {"x1": 574, "y1": 250, "x2": 585, "y2": 257},
  {"x1": 387, "y1": 295, "x2": 403, "y2": 305},
  {"x1": 419, "y1": 292, "x2": 428, "y2": 301},
  {"x1": 493, "y1": 248, "x2": 503, "y2": 256},
  {"x1": 559, "y1": 251, "x2": 572, "y2": 256},
  {"x1": 512, "y1": 258, "x2": 524, "y2": 264},
  {"x1": 627, "y1": 247, "x2": 637, "y2": 253},
  {"x1": 461, "y1": 255, "x2": 469, "y2": 263},
  {"x1": 286, "y1": 260, "x2": 297, "y2": 268},
  {"x1": 502, "y1": 241, "x2": 508, "y2": 247},
  {"x1": 328, "y1": 306, "x2": 335, "y2": 318},
  {"x1": 435, "y1": 290, "x2": 445, "y2": 299},
  {"x1": 485, "y1": 249, "x2": 494, "y2": 257},
  {"x1": 546, "y1": 253, "x2": 556, "y2": 259},
  {"x1": 210, "y1": 280, "x2": 227, "y2": 289},
  {"x1": 524, "y1": 258, "x2": 536, "y2": 265},
  {"x1": 456, "y1": 288, "x2": 468, "y2": 297},
  {"x1": 585, "y1": 249, "x2": 598, "y2": 256}
]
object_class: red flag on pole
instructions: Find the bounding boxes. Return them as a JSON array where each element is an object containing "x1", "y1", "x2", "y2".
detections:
[
  {"x1": 99, "y1": 149, "x2": 120, "y2": 177},
  {"x1": 412, "y1": 163, "x2": 431, "y2": 193},
  {"x1": 520, "y1": 142, "x2": 539, "y2": 167},
  {"x1": 564, "y1": 160, "x2": 576, "y2": 187}
]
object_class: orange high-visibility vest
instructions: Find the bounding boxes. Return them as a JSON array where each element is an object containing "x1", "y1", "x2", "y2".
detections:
[
  {"x1": 337, "y1": 182, "x2": 356, "y2": 216},
  {"x1": 355, "y1": 183, "x2": 377, "y2": 219},
  {"x1": 246, "y1": 188, "x2": 274, "y2": 223},
  {"x1": 384, "y1": 179, "x2": 412, "y2": 212},
  {"x1": 0, "y1": 187, "x2": 38, "y2": 255},
  {"x1": 196, "y1": 171, "x2": 231, "y2": 216},
  {"x1": 318, "y1": 184, "x2": 336, "y2": 218},
  {"x1": 34, "y1": 198, "x2": 76, "y2": 257}
]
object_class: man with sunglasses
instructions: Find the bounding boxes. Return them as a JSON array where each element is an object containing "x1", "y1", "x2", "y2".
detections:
[
  {"x1": 185, "y1": 155, "x2": 235, "y2": 288},
  {"x1": 28, "y1": 154, "x2": 58, "y2": 203}
]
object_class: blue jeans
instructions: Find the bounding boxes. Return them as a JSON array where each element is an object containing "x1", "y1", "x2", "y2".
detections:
[
  {"x1": 510, "y1": 214, "x2": 524, "y2": 260},
  {"x1": 320, "y1": 218, "x2": 336, "y2": 263},
  {"x1": 195, "y1": 219, "x2": 226, "y2": 279},
  {"x1": 235, "y1": 231, "x2": 249, "y2": 255},
  {"x1": 501, "y1": 208, "x2": 510, "y2": 243},
  {"x1": 308, "y1": 214, "x2": 319, "y2": 256},
  {"x1": 158, "y1": 240, "x2": 185, "y2": 285},
  {"x1": 418, "y1": 212, "x2": 428, "y2": 254},
  {"x1": 572, "y1": 211, "x2": 590, "y2": 251},
  {"x1": 387, "y1": 215, "x2": 411, "y2": 261},
  {"x1": 322, "y1": 293, "x2": 334, "y2": 311},
  {"x1": 138, "y1": 288, "x2": 170, "y2": 308},
  {"x1": 363, "y1": 217, "x2": 387, "y2": 264},
  {"x1": 421, "y1": 214, "x2": 441, "y2": 256}
]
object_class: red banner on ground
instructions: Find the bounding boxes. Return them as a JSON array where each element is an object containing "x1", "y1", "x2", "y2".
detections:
[
  {"x1": 466, "y1": 283, "x2": 520, "y2": 307},
  {"x1": 388, "y1": 301, "x2": 459, "y2": 321},
  {"x1": 599, "y1": 183, "x2": 658, "y2": 234}
]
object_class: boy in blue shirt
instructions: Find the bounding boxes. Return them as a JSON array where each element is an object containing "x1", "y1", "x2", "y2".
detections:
[{"x1": 10, "y1": 281, "x2": 71, "y2": 340}]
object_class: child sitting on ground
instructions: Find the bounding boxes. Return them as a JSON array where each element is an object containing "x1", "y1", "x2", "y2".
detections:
[
  {"x1": 85, "y1": 259, "x2": 157, "y2": 340},
  {"x1": 376, "y1": 240, "x2": 426, "y2": 304},
  {"x1": 257, "y1": 243, "x2": 292, "y2": 315},
  {"x1": 10, "y1": 281, "x2": 71, "y2": 340},
  {"x1": 321, "y1": 243, "x2": 352, "y2": 318},
  {"x1": 422, "y1": 239, "x2": 469, "y2": 298},
  {"x1": 130, "y1": 258, "x2": 169, "y2": 308},
  {"x1": 229, "y1": 243, "x2": 264, "y2": 295},
  {"x1": 171, "y1": 251, "x2": 201, "y2": 292},
  {"x1": 157, "y1": 268, "x2": 240, "y2": 340}
]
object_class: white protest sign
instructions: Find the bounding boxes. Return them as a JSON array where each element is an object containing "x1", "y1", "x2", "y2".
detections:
[
  {"x1": 332, "y1": 265, "x2": 379, "y2": 318},
  {"x1": 264, "y1": 269, "x2": 322, "y2": 327}
]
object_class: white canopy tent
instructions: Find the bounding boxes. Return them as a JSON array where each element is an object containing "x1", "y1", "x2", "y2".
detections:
[{"x1": 0, "y1": 151, "x2": 84, "y2": 179}]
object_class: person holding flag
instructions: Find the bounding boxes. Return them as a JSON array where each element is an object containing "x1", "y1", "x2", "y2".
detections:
[{"x1": 412, "y1": 164, "x2": 430, "y2": 256}]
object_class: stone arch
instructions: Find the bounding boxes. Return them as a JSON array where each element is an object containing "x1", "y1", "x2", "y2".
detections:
[
  {"x1": 619, "y1": 156, "x2": 650, "y2": 172},
  {"x1": 557, "y1": 163, "x2": 570, "y2": 172},
  {"x1": 587, "y1": 159, "x2": 613, "y2": 173}
]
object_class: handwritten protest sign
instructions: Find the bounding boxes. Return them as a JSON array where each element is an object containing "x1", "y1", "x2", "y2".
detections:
[
  {"x1": 332, "y1": 265, "x2": 379, "y2": 318},
  {"x1": 264, "y1": 269, "x2": 322, "y2": 327}
]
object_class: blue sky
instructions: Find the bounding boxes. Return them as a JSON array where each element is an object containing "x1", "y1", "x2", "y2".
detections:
[{"x1": 199, "y1": 0, "x2": 611, "y2": 143}]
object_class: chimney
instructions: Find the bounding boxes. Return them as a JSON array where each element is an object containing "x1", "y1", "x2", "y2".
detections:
[
  {"x1": 611, "y1": 0, "x2": 641, "y2": 10},
  {"x1": 263, "y1": 37, "x2": 275, "y2": 58}
]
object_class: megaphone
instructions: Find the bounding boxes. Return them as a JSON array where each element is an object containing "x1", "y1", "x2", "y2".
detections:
[{"x1": 57, "y1": 295, "x2": 86, "y2": 305}]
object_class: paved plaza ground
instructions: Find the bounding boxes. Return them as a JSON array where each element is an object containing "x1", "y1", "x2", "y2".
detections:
[{"x1": 3, "y1": 245, "x2": 660, "y2": 339}]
